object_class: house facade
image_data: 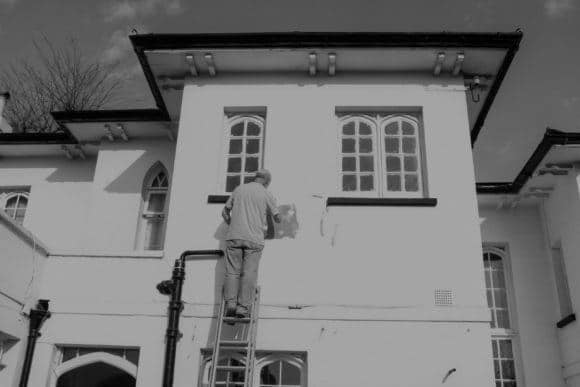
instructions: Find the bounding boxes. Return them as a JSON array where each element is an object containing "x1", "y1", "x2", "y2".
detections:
[{"x1": 0, "y1": 31, "x2": 578, "y2": 387}]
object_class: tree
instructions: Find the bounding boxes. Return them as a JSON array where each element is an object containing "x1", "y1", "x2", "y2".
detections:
[{"x1": 0, "y1": 36, "x2": 122, "y2": 132}]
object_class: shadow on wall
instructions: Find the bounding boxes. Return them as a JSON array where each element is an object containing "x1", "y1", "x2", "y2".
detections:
[
  {"x1": 104, "y1": 151, "x2": 170, "y2": 193},
  {"x1": 0, "y1": 157, "x2": 97, "y2": 183}
]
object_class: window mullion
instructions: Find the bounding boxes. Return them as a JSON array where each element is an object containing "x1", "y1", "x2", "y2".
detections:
[{"x1": 376, "y1": 118, "x2": 385, "y2": 197}]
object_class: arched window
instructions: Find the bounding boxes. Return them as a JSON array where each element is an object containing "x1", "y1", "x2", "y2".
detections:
[
  {"x1": 53, "y1": 347, "x2": 139, "y2": 387},
  {"x1": 256, "y1": 355, "x2": 306, "y2": 387},
  {"x1": 200, "y1": 354, "x2": 246, "y2": 387},
  {"x1": 3, "y1": 192, "x2": 29, "y2": 225},
  {"x1": 224, "y1": 115, "x2": 265, "y2": 193},
  {"x1": 137, "y1": 163, "x2": 170, "y2": 250}
]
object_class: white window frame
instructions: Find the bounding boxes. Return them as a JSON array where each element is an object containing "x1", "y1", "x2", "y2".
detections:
[
  {"x1": 336, "y1": 113, "x2": 426, "y2": 198},
  {"x1": 49, "y1": 346, "x2": 139, "y2": 387},
  {"x1": 136, "y1": 163, "x2": 170, "y2": 251},
  {"x1": 220, "y1": 113, "x2": 266, "y2": 194},
  {"x1": 483, "y1": 245, "x2": 524, "y2": 387},
  {"x1": 0, "y1": 189, "x2": 29, "y2": 224}
]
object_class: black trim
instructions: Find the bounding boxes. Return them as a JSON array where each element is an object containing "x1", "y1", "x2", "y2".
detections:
[
  {"x1": 207, "y1": 195, "x2": 230, "y2": 204},
  {"x1": 0, "y1": 132, "x2": 77, "y2": 145},
  {"x1": 471, "y1": 38, "x2": 521, "y2": 144},
  {"x1": 326, "y1": 197, "x2": 437, "y2": 206},
  {"x1": 51, "y1": 109, "x2": 169, "y2": 123},
  {"x1": 19, "y1": 300, "x2": 50, "y2": 387},
  {"x1": 557, "y1": 313, "x2": 576, "y2": 329},
  {"x1": 477, "y1": 128, "x2": 580, "y2": 194},
  {"x1": 130, "y1": 31, "x2": 522, "y2": 50}
]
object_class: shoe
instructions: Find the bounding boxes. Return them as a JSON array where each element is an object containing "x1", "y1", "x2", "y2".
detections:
[
  {"x1": 225, "y1": 303, "x2": 237, "y2": 317},
  {"x1": 235, "y1": 307, "x2": 250, "y2": 319}
]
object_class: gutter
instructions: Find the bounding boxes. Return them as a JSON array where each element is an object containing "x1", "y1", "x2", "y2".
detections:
[
  {"x1": 156, "y1": 249, "x2": 223, "y2": 387},
  {"x1": 19, "y1": 300, "x2": 51, "y2": 387},
  {"x1": 476, "y1": 128, "x2": 580, "y2": 194}
]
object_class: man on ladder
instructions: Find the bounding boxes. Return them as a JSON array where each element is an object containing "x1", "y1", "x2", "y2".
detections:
[{"x1": 222, "y1": 169, "x2": 281, "y2": 318}]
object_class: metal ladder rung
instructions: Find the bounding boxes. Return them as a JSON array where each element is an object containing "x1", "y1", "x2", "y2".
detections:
[
  {"x1": 223, "y1": 317, "x2": 251, "y2": 323},
  {"x1": 220, "y1": 340, "x2": 249, "y2": 346},
  {"x1": 216, "y1": 365, "x2": 246, "y2": 372},
  {"x1": 219, "y1": 346, "x2": 248, "y2": 352}
]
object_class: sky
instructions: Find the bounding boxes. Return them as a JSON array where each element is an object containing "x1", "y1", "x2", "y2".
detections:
[{"x1": 0, "y1": 0, "x2": 579, "y2": 182}]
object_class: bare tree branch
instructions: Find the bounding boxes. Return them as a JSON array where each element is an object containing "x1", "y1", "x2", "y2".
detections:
[{"x1": 0, "y1": 35, "x2": 123, "y2": 132}]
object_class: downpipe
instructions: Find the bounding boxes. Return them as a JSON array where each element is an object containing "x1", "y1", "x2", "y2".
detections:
[
  {"x1": 157, "y1": 250, "x2": 223, "y2": 387},
  {"x1": 19, "y1": 299, "x2": 51, "y2": 387}
]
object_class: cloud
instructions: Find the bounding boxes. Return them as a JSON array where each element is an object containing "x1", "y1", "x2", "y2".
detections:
[
  {"x1": 102, "y1": 29, "x2": 133, "y2": 65},
  {"x1": 104, "y1": 0, "x2": 182, "y2": 22},
  {"x1": 0, "y1": 0, "x2": 18, "y2": 6},
  {"x1": 545, "y1": 0, "x2": 575, "y2": 17}
]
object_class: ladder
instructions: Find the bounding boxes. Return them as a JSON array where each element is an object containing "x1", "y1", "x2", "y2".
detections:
[{"x1": 208, "y1": 288, "x2": 260, "y2": 387}]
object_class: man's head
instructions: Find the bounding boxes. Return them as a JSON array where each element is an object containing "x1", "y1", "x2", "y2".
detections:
[{"x1": 254, "y1": 169, "x2": 272, "y2": 187}]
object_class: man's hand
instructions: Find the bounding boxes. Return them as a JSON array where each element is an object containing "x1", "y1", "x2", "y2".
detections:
[
  {"x1": 222, "y1": 207, "x2": 231, "y2": 225},
  {"x1": 273, "y1": 213, "x2": 282, "y2": 223}
]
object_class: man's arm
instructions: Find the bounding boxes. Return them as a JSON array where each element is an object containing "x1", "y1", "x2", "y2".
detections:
[
  {"x1": 266, "y1": 191, "x2": 281, "y2": 223},
  {"x1": 222, "y1": 195, "x2": 234, "y2": 225}
]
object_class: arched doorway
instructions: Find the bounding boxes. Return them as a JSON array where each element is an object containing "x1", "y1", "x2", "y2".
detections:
[{"x1": 55, "y1": 352, "x2": 137, "y2": 387}]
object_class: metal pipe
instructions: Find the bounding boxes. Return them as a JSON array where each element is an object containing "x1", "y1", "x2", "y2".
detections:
[
  {"x1": 19, "y1": 299, "x2": 50, "y2": 387},
  {"x1": 158, "y1": 250, "x2": 223, "y2": 387}
]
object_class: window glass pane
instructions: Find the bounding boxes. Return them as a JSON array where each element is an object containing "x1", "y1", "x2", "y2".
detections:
[
  {"x1": 359, "y1": 156, "x2": 374, "y2": 172},
  {"x1": 504, "y1": 381, "x2": 517, "y2": 387},
  {"x1": 247, "y1": 121, "x2": 261, "y2": 136},
  {"x1": 226, "y1": 176, "x2": 241, "y2": 192},
  {"x1": 261, "y1": 362, "x2": 280, "y2": 385},
  {"x1": 360, "y1": 175, "x2": 374, "y2": 191},
  {"x1": 231, "y1": 122, "x2": 244, "y2": 136},
  {"x1": 402, "y1": 137, "x2": 416, "y2": 154},
  {"x1": 404, "y1": 156, "x2": 418, "y2": 172},
  {"x1": 385, "y1": 137, "x2": 399, "y2": 153},
  {"x1": 492, "y1": 340, "x2": 499, "y2": 358},
  {"x1": 145, "y1": 219, "x2": 164, "y2": 250},
  {"x1": 386, "y1": 156, "x2": 401, "y2": 172},
  {"x1": 342, "y1": 121, "x2": 355, "y2": 135},
  {"x1": 342, "y1": 157, "x2": 356, "y2": 172},
  {"x1": 245, "y1": 157, "x2": 259, "y2": 172},
  {"x1": 246, "y1": 139, "x2": 260, "y2": 154},
  {"x1": 404, "y1": 174, "x2": 419, "y2": 191},
  {"x1": 229, "y1": 139, "x2": 243, "y2": 154},
  {"x1": 227, "y1": 158, "x2": 242, "y2": 173},
  {"x1": 359, "y1": 138, "x2": 373, "y2": 153},
  {"x1": 384, "y1": 122, "x2": 398, "y2": 135},
  {"x1": 342, "y1": 175, "x2": 357, "y2": 191},
  {"x1": 486, "y1": 290, "x2": 493, "y2": 308},
  {"x1": 125, "y1": 349, "x2": 139, "y2": 365},
  {"x1": 494, "y1": 289, "x2": 507, "y2": 307},
  {"x1": 402, "y1": 121, "x2": 415, "y2": 135},
  {"x1": 244, "y1": 176, "x2": 254, "y2": 184},
  {"x1": 359, "y1": 122, "x2": 372, "y2": 135},
  {"x1": 281, "y1": 361, "x2": 301, "y2": 385},
  {"x1": 147, "y1": 193, "x2": 166, "y2": 212},
  {"x1": 342, "y1": 139, "x2": 356, "y2": 153},
  {"x1": 496, "y1": 309, "x2": 511, "y2": 328},
  {"x1": 104, "y1": 348, "x2": 124, "y2": 358},
  {"x1": 494, "y1": 360, "x2": 501, "y2": 379},
  {"x1": 5, "y1": 196, "x2": 18, "y2": 209},
  {"x1": 387, "y1": 174, "x2": 401, "y2": 191},
  {"x1": 499, "y1": 340, "x2": 513, "y2": 358},
  {"x1": 501, "y1": 360, "x2": 515, "y2": 379},
  {"x1": 14, "y1": 210, "x2": 26, "y2": 225},
  {"x1": 62, "y1": 348, "x2": 78, "y2": 362}
]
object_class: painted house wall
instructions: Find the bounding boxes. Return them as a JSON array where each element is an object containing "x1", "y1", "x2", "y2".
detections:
[
  {"x1": 0, "y1": 213, "x2": 48, "y2": 387},
  {"x1": 478, "y1": 205, "x2": 566, "y2": 387},
  {"x1": 162, "y1": 74, "x2": 492, "y2": 387},
  {"x1": 542, "y1": 172, "x2": 580, "y2": 386}
]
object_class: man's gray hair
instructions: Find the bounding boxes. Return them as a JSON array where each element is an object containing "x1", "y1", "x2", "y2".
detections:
[{"x1": 255, "y1": 169, "x2": 272, "y2": 183}]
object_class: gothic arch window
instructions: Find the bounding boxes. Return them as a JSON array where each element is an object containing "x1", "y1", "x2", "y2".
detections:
[
  {"x1": 200, "y1": 353, "x2": 246, "y2": 387},
  {"x1": 137, "y1": 163, "x2": 170, "y2": 250},
  {"x1": 2, "y1": 191, "x2": 29, "y2": 225},
  {"x1": 53, "y1": 348, "x2": 139, "y2": 387},
  {"x1": 256, "y1": 354, "x2": 306, "y2": 387}
]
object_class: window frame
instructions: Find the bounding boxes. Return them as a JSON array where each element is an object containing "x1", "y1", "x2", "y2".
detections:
[
  {"x1": 0, "y1": 189, "x2": 30, "y2": 225},
  {"x1": 482, "y1": 245, "x2": 525, "y2": 387},
  {"x1": 136, "y1": 163, "x2": 170, "y2": 251},
  {"x1": 336, "y1": 112, "x2": 427, "y2": 198},
  {"x1": 220, "y1": 113, "x2": 266, "y2": 194}
]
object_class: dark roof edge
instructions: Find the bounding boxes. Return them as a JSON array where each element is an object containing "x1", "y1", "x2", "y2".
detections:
[
  {"x1": 476, "y1": 128, "x2": 580, "y2": 194},
  {"x1": 0, "y1": 131, "x2": 77, "y2": 145},
  {"x1": 51, "y1": 108, "x2": 169, "y2": 123},
  {"x1": 130, "y1": 31, "x2": 523, "y2": 50},
  {"x1": 470, "y1": 32, "x2": 522, "y2": 145}
]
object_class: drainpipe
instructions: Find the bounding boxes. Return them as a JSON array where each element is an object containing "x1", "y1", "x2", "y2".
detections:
[
  {"x1": 19, "y1": 299, "x2": 51, "y2": 387},
  {"x1": 157, "y1": 250, "x2": 223, "y2": 387}
]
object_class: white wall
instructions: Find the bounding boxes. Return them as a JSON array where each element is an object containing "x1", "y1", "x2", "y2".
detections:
[
  {"x1": 479, "y1": 204, "x2": 566, "y2": 387},
  {"x1": 543, "y1": 172, "x2": 580, "y2": 386}
]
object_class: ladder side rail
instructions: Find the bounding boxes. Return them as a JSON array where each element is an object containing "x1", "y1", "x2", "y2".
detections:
[
  {"x1": 245, "y1": 287, "x2": 260, "y2": 387},
  {"x1": 209, "y1": 293, "x2": 227, "y2": 387}
]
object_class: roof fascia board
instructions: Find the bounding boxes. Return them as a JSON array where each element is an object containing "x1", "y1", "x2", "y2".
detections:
[
  {"x1": 130, "y1": 31, "x2": 523, "y2": 50},
  {"x1": 0, "y1": 132, "x2": 77, "y2": 145},
  {"x1": 51, "y1": 109, "x2": 169, "y2": 123},
  {"x1": 476, "y1": 128, "x2": 580, "y2": 194}
]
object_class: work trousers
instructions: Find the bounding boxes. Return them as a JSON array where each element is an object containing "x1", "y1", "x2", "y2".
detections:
[{"x1": 224, "y1": 239, "x2": 264, "y2": 313}]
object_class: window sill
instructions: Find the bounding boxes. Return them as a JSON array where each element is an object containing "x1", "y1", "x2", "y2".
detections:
[
  {"x1": 326, "y1": 197, "x2": 437, "y2": 207},
  {"x1": 208, "y1": 195, "x2": 229, "y2": 204},
  {"x1": 557, "y1": 313, "x2": 576, "y2": 329}
]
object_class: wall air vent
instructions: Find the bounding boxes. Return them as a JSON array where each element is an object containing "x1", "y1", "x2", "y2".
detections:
[{"x1": 434, "y1": 289, "x2": 453, "y2": 306}]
